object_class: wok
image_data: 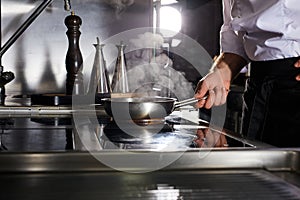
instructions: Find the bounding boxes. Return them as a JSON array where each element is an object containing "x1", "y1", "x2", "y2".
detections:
[{"x1": 102, "y1": 96, "x2": 207, "y2": 120}]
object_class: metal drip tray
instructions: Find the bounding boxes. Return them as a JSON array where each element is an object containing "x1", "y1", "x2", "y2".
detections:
[
  {"x1": 0, "y1": 163, "x2": 300, "y2": 200},
  {"x1": 0, "y1": 170, "x2": 300, "y2": 200},
  {"x1": 0, "y1": 149, "x2": 300, "y2": 199}
]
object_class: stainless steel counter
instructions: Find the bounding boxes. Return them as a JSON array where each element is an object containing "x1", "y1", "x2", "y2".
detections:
[
  {"x1": 0, "y1": 149, "x2": 300, "y2": 200},
  {"x1": 0, "y1": 149, "x2": 299, "y2": 172}
]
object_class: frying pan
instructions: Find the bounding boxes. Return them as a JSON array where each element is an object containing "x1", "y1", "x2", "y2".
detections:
[{"x1": 102, "y1": 96, "x2": 207, "y2": 120}]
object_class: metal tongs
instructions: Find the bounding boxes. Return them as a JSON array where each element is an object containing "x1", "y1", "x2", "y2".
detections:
[{"x1": 174, "y1": 96, "x2": 208, "y2": 108}]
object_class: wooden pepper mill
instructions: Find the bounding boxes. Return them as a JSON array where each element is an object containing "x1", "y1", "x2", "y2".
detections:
[{"x1": 64, "y1": 11, "x2": 83, "y2": 95}]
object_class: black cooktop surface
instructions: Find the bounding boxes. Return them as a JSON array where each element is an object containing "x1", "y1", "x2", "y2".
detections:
[{"x1": 0, "y1": 113, "x2": 253, "y2": 152}]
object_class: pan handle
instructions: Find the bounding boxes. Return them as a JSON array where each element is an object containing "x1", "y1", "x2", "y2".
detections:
[{"x1": 174, "y1": 96, "x2": 208, "y2": 108}]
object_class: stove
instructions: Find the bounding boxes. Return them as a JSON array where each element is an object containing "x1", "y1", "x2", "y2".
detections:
[
  {"x1": 0, "y1": 112, "x2": 255, "y2": 152},
  {"x1": 0, "y1": 96, "x2": 259, "y2": 152}
]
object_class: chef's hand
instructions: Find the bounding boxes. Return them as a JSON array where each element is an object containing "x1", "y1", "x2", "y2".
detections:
[
  {"x1": 194, "y1": 53, "x2": 247, "y2": 109},
  {"x1": 294, "y1": 59, "x2": 300, "y2": 81},
  {"x1": 194, "y1": 68, "x2": 230, "y2": 109}
]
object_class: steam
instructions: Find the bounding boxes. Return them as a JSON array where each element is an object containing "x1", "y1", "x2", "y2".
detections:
[
  {"x1": 104, "y1": 0, "x2": 135, "y2": 16},
  {"x1": 125, "y1": 32, "x2": 194, "y2": 100}
]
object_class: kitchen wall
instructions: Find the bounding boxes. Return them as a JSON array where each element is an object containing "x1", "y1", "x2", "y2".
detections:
[{"x1": 1, "y1": 0, "x2": 153, "y2": 96}]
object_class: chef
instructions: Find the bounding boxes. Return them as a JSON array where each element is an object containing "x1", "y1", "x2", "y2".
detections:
[{"x1": 194, "y1": 0, "x2": 300, "y2": 147}]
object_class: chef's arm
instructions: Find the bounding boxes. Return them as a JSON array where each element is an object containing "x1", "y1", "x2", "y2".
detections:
[
  {"x1": 194, "y1": 1, "x2": 249, "y2": 109},
  {"x1": 211, "y1": 52, "x2": 248, "y2": 84}
]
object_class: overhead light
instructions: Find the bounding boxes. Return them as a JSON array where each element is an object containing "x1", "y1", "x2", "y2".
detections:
[{"x1": 159, "y1": 6, "x2": 182, "y2": 37}]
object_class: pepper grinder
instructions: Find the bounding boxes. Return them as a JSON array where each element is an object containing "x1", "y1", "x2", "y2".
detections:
[
  {"x1": 88, "y1": 37, "x2": 110, "y2": 95},
  {"x1": 111, "y1": 41, "x2": 129, "y2": 93},
  {"x1": 64, "y1": 11, "x2": 83, "y2": 95}
]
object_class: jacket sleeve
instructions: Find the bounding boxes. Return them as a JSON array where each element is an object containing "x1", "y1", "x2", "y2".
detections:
[{"x1": 220, "y1": 0, "x2": 249, "y2": 61}]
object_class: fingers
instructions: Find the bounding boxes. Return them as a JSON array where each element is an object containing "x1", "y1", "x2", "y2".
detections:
[
  {"x1": 195, "y1": 97, "x2": 207, "y2": 108},
  {"x1": 294, "y1": 60, "x2": 300, "y2": 81},
  {"x1": 195, "y1": 78, "x2": 209, "y2": 98},
  {"x1": 294, "y1": 60, "x2": 300, "y2": 68},
  {"x1": 210, "y1": 86, "x2": 227, "y2": 106},
  {"x1": 205, "y1": 89, "x2": 216, "y2": 109},
  {"x1": 195, "y1": 86, "x2": 229, "y2": 109},
  {"x1": 194, "y1": 70, "x2": 230, "y2": 108},
  {"x1": 221, "y1": 87, "x2": 229, "y2": 104},
  {"x1": 194, "y1": 79, "x2": 209, "y2": 108}
]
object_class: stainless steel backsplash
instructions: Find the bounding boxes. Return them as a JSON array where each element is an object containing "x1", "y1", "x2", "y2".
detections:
[{"x1": 1, "y1": 0, "x2": 153, "y2": 96}]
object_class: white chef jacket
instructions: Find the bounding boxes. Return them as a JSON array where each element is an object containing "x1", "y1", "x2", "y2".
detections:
[{"x1": 221, "y1": 0, "x2": 300, "y2": 61}]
